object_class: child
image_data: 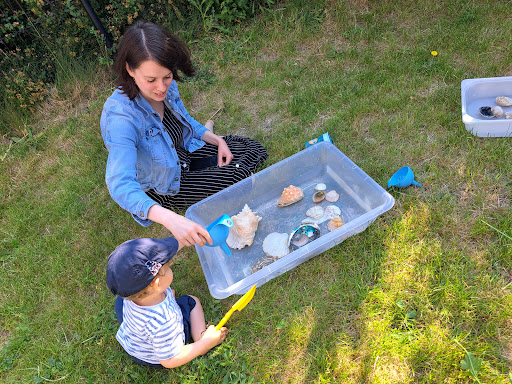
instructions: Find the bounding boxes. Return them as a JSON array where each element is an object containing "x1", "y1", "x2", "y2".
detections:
[{"x1": 106, "y1": 236, "x2": 227, "y2": 368}]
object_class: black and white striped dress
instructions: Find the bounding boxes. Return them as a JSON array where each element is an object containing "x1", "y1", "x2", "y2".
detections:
[{"x1": 146, "y1": 105, "x2": 267, "y2": 210}]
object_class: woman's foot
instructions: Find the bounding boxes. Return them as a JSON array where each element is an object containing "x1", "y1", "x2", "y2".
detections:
[{"x1": 204, "y1": 120, "x2": 214, "y2": 133}]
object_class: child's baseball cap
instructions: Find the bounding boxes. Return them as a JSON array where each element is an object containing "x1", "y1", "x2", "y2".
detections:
[{"x1": 106, "y1": 237, "x2": 179, "y2": 297}]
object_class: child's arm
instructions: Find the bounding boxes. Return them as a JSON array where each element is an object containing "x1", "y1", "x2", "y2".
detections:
[{"x1": 159, "y1": 325, "x2": 227, "y2": 368}]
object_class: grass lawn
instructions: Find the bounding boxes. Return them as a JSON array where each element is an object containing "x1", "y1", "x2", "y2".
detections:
[{"x1": 1, "y1": 0, "x2": 512, "y2": 382}]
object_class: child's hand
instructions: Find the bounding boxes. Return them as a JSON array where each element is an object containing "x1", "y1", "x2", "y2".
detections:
[{"x1": 201, "y1": 325, "x2": 227, "y2": 351}]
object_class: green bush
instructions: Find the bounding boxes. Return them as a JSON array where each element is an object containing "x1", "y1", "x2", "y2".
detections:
[{"x1": 0, "y1": 0, "x2": 273, "y2": 134}]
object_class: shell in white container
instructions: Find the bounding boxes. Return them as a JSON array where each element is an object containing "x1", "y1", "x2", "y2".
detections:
[
  {"x1": 226, "y1": 204, "x2": 262, "y2": 250},
  {"x1": 262, "y1": 232, "x2": 290, "y2": 258},
  {"x1": 496, "y1": 96, "x2": 512, "y2": 107}
]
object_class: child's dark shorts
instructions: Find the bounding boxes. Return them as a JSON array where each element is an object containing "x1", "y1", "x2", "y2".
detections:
[{"x1": 176, "y1": 295, "x2": 196, "y2": 344}]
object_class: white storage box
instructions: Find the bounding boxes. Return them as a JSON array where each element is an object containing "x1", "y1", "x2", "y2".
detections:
[
  {"x1": 461, "y1": 76, "x2": 512, "y2": 137},
  {"x1": 185, "y1": 142, "x2": 395, "y2": 299}
]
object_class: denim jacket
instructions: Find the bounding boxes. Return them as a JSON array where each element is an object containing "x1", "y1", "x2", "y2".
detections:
[{"x1": 100, "y1": 80, "x2": 208, "y2": 226}]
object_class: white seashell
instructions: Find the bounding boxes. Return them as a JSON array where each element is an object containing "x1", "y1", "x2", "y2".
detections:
[
  {"x1": 506, "y1": 112, "x2": 512, "y2": 119},
  {"x1": 496, "y1": 96, "x2": 512, "y2": 107},
  {"x1": 226, "y1": 204, "x2": 262, "y2": 250},
  {"x1": 492, "y1": 106, "x2": 504, "y2": 118},
  {"x1": 324, "y1": 205, "x2": 341, "y2": 220},
  {"x1": 312, "y1": 190, "x2": 325, "y2": 203},
  {"x1": 315, "y1": 183, "x2": 327, "y2": 191},
  {"x1": 262, "y1": 232, "x2": 290, "y2": 258},
  {"x1": 306, "y1": 206, "x2": 324, "y2": 220},
  {"x1": 325, "y1": 190, "x2": 339, "y2": 202},
  {"x1": 327, "y1": 217, "x2": 344, "y2": 232}
]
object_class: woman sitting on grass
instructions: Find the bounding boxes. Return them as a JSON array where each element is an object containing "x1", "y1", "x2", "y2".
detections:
[{"x1": 100, "y1": 21, "x2": 267, "y2": 246}]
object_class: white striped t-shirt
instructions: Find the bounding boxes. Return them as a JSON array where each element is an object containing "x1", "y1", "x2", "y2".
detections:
[{"x1": 116, "y1": 288, "x2": 185, "y2": 364}]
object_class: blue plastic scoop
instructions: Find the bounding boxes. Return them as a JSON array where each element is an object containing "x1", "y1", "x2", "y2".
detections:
[
  {"x1": 205, "y1": 214, "x2": 234, "y2": 255},
  {"x1": 387, "y1": 166, "x2": 422, "y2": 188}
]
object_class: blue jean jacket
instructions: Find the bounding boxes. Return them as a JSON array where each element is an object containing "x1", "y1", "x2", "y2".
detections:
[{"x1": 100, "y1": 80, "x2": 208, "y2": 226}]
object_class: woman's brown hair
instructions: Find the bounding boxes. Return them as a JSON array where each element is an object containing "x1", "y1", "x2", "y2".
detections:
[{"x1": 113, "y1": 21, "x2": 195, "y2": 100}]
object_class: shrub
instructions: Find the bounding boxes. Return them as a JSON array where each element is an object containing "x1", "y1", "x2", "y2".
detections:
[{"x1": 0, "y1": 0, "x2": 273, "y2": 135}]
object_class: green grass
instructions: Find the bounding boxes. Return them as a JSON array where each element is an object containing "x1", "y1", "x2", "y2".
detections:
[{"x1": 1, "y1": 0, "x2": 512, "y2": 382}]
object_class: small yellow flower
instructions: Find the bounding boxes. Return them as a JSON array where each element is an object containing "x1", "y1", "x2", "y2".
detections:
[{"x1": 431, "y1": 51, "x2": 438, "y2": 56}]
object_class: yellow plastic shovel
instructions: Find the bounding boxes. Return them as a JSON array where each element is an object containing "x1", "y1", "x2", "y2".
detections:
[{"x1": 215, "y1": 285, "x2": 256, "y2": 331}]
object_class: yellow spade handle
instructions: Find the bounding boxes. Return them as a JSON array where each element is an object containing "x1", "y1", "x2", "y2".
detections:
[{"x1": 215, "y1": 308, "x2": 235, "y2": 331}]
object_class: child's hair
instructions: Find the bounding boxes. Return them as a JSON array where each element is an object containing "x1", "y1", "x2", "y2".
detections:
[
  {"x1": 113, "y1": 21, "x2": 195, "y2": 100},
  {"x1": 125, "y1": 262, "x2": 168, "y2": 301}
]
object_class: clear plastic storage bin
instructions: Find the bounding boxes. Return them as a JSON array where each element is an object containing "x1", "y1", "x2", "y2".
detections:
[
  {"x1": 461, "y1": 76, "x2": 512, "y2": 137},
  {"x1": 185, "y1": 142, "x2": 395, "y2": 299}
]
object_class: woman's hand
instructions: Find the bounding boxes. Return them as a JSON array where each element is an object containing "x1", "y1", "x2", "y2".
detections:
[
  {"x1": 147, "y1": 205, "x2": 212, "y2": 247},
  {"x1": 201, "y1": 129, "x2": 233, "y2": 167},
  {"x1": 216, "y1": 138, "x2": 233, "y2": 167}
]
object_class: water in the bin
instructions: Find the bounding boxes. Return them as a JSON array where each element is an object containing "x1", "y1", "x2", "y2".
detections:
[{"x1": 214, "y1": 173, "x2": 369, "y2": 287}]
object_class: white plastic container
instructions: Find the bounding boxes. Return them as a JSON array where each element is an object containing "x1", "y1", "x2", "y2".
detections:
[
  {"x1": 185, "y1": 142, "x2": 395, "y2": 299},
  {"x1": 461, "y1": 76, "x2": 512, "y2": 137}
]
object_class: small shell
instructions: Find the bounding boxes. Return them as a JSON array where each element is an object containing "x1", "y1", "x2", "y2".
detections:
[
  {"x1": 506, "y1": 112, "x2": 512, "y2": 119},
  {"x1": 312, "y1": 190, "x2": 325, "y2": 203},
  {"x1": 315, "y1": 183, "x2": 327, "y2": 191},
  {"x1": 251, "y1": 255, "x2": 277, "y2": 273},
  {"x1": 325, "y1": 190, "x2": 339, "y2": 202},
  {"x1": 262, "y1": 232, "x2": 290, "y2": 258},
  {"x1": 324, "y1": 205, "x2": 341, "y2": 220},
  {"x1": 496, "y1": 96, "x2": 512, "y2": 107},
  {"x1": 492, "y1": 106, "x2": 504, "y2": 118},
  {"x1": 277, "y1": 185, "x2": 304, "y2": 207},
  {"x1": 306, "y1": 205, "x2": 324, "y2": 220},
  {"x1": 479, "y1": 106, "x2": 494, "y2": 118},
  {"x1": 327, "y1": 217, "x2": 344, "y2": 232}
]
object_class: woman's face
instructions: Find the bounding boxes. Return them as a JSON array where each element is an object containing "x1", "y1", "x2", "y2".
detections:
[{"x1": 126, "y1": 60, "x2": 173, "y2": 106}]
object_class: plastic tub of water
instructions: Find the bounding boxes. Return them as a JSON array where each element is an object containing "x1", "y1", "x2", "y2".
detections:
[
  {"x1": 185, "y1": 142, "x2": 395, "y2": 299},
  {"x1": 461, "y1": 76, "x2": 512, "y2": 137}
]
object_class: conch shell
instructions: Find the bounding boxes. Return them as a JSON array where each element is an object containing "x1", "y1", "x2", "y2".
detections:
[
  {"x1": 277, "y1": 185, "x2": 303, "y2": 207},
  {"x1": 262, "y1": 232, "x2": 290, "y2": 258},
  {"x1": 327, "y1": 217, "x2": 344, "y2": 231},
  {"x1": 226, "y1": 204, "x2": 262, "y2": 250}
]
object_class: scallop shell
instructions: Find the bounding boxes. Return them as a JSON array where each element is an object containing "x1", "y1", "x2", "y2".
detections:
[
  {"x1": 492, "y1": 105, "x2": 504, "y2": 118},
  {"x1": 306, "y1": 205, "x2": 324, "y2": 220},
  {"x1": 324, "y1": 205, "x2": 341, "y2": 220},
  {"x1": 315, "y1": 183, "x2": 327, "y2": 191},
  {"x1": 506, "y1": 112, "x2": 512, "y2": 119},
  {"x1": 226, "y1": 204, "x2": 262, "y2": 250},
  {"x1": 325, "y1": 190, "x2": 339, "y2": 202},
  {"x1": 327, "y1": 217, "x2": 344, "y2": 232},
  {"x1": 479, "y1": 106, "x2": 494, "y2": 118},
  {"x1": 312, "y1": 190, "x2": 325, "y2": 203},
  {"x1": 277, "y1": 185, "x2": 304, "y2": 207},
  {"x1": 496, "y1": 96, "x2": 512, "y2": 107},
  {"x1": 262, "y1": 232, "x2": 290, "y2": 258},
  {"x1": 251, "y1": 255, "x2": 277, "y2": 274}
]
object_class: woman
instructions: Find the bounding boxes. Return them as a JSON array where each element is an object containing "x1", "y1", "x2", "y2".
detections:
[{"x1": 100, "y1": 22, "x2": 267, "y2": 246}]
